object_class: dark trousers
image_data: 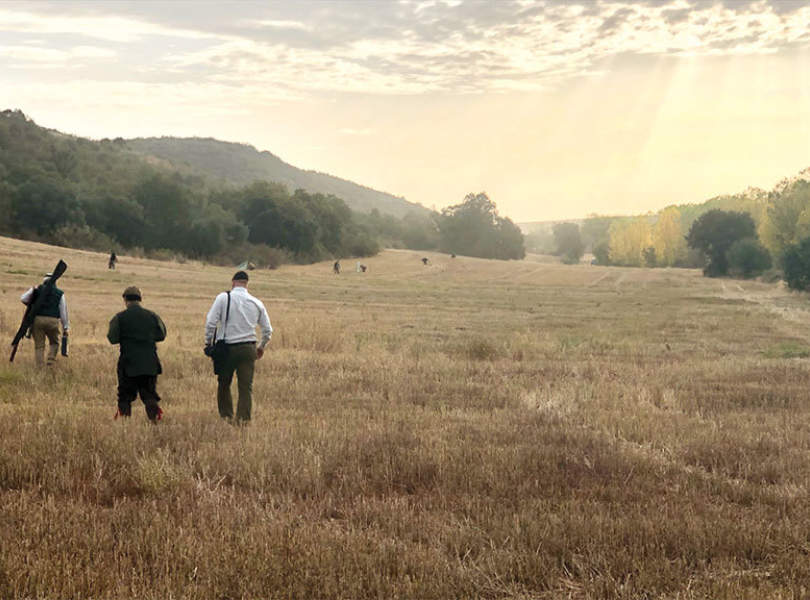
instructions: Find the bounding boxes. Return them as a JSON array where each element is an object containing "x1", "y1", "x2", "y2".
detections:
[
  {"x1": 118, "y1": 363, "x2": 161, "y2": 421},
  {"x1": 217, "y1": 343, "x2": 257, "y2": 421}
]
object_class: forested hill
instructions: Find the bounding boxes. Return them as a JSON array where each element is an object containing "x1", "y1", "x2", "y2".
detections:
[
  {"x1": 126, "y1": 137, "x2": 425, "y2": 218},
  {"x1": 0, "y1": 108, "x2": 445, "y2": 265}
]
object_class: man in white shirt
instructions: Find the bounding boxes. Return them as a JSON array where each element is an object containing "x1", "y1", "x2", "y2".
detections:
[
  {"x1": 20, "y1": 272, "x2": 70, "y2": 367},
  {"x1": 204, "y1": 270, "x2": 272, "y2": 422}
]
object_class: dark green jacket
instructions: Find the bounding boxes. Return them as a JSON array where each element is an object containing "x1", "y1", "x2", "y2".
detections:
[{"x1": 107, "y1": 303, "x2": 167, "y2": 377}]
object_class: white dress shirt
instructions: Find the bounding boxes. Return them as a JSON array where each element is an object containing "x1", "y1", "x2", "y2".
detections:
[
  {"x1": 20, "y1": 287, "x2": 70, "y2": 331},
  {"x1": 205, "y1": 286, "x2": 272, "y2": 348}
]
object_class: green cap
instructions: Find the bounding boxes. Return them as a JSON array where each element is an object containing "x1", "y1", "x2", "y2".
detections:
[{"x1": 122, "y1": 286, "x2": 142, "y2": 300}]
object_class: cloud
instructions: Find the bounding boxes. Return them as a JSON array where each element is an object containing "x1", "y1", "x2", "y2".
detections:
[
  {"x1": 0, "y1": 6, "x2": 220, "y2": 43},
  {"x1": 1, "y1": 1, "x2": 809, "y2": 95},
  {"x1": 0, "y1": 43, "x2": 116, "y2": 65}
]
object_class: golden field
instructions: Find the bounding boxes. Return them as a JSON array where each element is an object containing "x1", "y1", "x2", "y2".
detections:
[{"x1": 2, "y1": 235, "x2": 810, "y2": 599}]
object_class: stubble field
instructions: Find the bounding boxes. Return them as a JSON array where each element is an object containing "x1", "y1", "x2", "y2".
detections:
[{"x1": 2, "y1": 235, "x2": 810, "y2": 599}]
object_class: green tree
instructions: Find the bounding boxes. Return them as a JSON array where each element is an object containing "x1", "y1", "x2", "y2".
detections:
[
  {"x1": 782, "y1": 237, "x2": 810, "y2": 290},
  {"x1": 83, "y1": 195, "x2": 147, "y2": 247},
  {"x1": 438, "y1": 192, "x2": 524, "y2": 260},
  {"x1": 760, "y1": 181, "x2": 810, "y2": 257},
  {"x1": 400, "y1": 211, "x2": 439, "y2": 250},
  {"x1": 726, "y1": 238, "x2": 772, "y2": 279},
  {"x1": 686, "y1": 210, "x2": 756, "y2": 277},
  {"x1": 12, "y1": 178, "x2": 83, "y2": 235},
  {"x1": 130, "y1": 174, "x2": 193, "y2": 249},
  {"x1": 643, "y1": 246, "x2": 657, "y2": 268},
  {"x1": 552, "y1": 223, "x2": 585, "y2": 264},
  {"x1": 581, "y1": 216, "x2": 614, "y2": 251},
  {"x1": 592, "y1": 240, "x2": 610, "y2": 265}
]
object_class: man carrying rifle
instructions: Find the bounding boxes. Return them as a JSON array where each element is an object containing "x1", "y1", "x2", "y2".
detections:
[{"x1": 20, "y1": 271, "x2": 70, "y2": 367}]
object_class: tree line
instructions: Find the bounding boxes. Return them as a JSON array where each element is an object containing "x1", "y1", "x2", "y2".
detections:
[
  {"x1": 536, "y1": 174, "x2": 810, "y2": 289},
  {"x1": 0, "y1": 110, "x2": 524, "y2": 265}
]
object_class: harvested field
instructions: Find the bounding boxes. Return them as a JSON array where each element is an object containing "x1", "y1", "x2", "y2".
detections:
[{"x1": 2, "y1": 235, "x2": 810, "y2": 599}]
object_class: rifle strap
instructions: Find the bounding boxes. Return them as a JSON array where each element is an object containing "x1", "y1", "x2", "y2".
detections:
[{"x1": 220, "y1": 291, "x2": 231, "y2": 343}]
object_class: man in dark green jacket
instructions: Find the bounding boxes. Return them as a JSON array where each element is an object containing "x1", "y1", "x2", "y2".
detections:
[{"x1": 107, "y1": 286, "x2": 167, "y2": 422}]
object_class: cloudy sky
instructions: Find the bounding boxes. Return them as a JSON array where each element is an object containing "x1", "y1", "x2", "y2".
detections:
[{"x1": 2, "y1": 0, "x2": 810, "y2": 221}]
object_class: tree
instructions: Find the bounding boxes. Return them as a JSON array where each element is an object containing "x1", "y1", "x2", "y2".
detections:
[
  {"x1": 592, "y1": 240, "x2": 611, "y2": 265},
  {"x1": 686, "y1": 210, "x2": 756, "y2": 277},
  {"x1": 523, "y1": 228, "x2": 556, "y2": 254},
  {"x1": 759, "y1": 181, "x2": 810, "y2": 258},
  {"x1": 608, "y1": 217, "x2": 652, "y2": 267},
  {"x1": 438, "y1": 192, "x2": 525, "y2": 260},
  {"x1": 782, "y1": 237, "x2": 810, "y2": 290},
  {"x1": 400, "y1": 211, "x2": 439, "y2": 250},
  {"x1": 12, "y1": 178, "x2": 83, "y2": 235},
  {"x1": 130, "y1": 174, "x2": 193, "y2": 249},
  {"x1": 581, "y1": 216, "x2": 614, "y2": 251},
  {"x1": 552, "y1": 223, "x2": 585, "y2": 264},
  {"x1": 652, "y1": 207, "x2": 687, "y2": 267},
  {"x1": 643, "y1": 246, "x2": 657, "y2": 268},
  {"x1": 726, "y1": 238, "x2": 772, "y2": 279}
]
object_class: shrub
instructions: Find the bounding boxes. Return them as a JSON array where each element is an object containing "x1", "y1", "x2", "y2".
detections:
[
  {"x1": 592, "y1": 240, "x2": 611, "y2": 265},
  {"x1": 727, "y1": 238, "x2": 772, "y2": 279},
  {"x1": 781, "y1": 236, "x2": 810, "y2": 290},
  {"x1": 686, "y1": 210, "x2": 756, "y2": 277},
  {"x1": 51, "y1": 224, "x2": 115, "y2": 252},
  {"x1": 466, "y1": 337, "x2": 500, "y2": 361},
  {"x1": 214, "y1": 242, "x2": 292, "y2": 270}
]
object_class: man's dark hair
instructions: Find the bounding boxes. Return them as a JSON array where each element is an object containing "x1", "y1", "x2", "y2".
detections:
[{"x1": 232, "y1": 270, "x2": 249, "y2": 281}]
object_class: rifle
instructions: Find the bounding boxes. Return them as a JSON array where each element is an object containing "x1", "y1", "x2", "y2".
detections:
[{"x1": 10, "y1": 260, "x2": 68, "y2": 362}]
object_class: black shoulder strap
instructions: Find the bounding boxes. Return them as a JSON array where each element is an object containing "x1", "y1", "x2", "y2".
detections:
[{"x1": 221, "y1": 291, "x2": 231, "y2": 342}]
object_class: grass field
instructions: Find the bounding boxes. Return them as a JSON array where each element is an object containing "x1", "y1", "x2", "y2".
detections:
[{"x1": 3, "y1": 235, "x2": 810, "y2": 599}]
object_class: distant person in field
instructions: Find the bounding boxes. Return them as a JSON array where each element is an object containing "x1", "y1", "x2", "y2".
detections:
[
  {"x1": 204, "y1": 271, "x2": 272, "y2": 423},
  {"x1": 333, "y1": 260, "x2": 341, "y2": 274},
  {"x1": 108, "y1": 251, "x2": 117, "y2": 270},
  {"x1": 360, "y1": 264, "x2": 367, "y2": 273},
  {"x1": 20, "y1": 272, "x2": 70, "y2": 367},
  {"x1": 107, "y1": 286, "x2": 166, "y2": 422},
  {"x1": 421, "y1": 257, "x2": 429, "y2": 266}
]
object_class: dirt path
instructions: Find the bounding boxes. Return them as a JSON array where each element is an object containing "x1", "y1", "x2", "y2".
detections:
[{"x1": 718, "y1": 280, "x2": 810, "y2": 325}]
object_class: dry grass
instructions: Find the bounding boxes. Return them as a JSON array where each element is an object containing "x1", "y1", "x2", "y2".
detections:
[{"x1": 3, "y1": 236, "x2": 810, "y2": 598}]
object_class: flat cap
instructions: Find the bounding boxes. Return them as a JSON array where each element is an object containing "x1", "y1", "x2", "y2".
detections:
[{"x1": 122, "y1": 286, "x2": 142, "y2": 300}]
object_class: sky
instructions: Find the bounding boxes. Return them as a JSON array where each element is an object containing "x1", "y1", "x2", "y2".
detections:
[{"x1": 1, "y1": 0, "x2": 810, "y2": 222}]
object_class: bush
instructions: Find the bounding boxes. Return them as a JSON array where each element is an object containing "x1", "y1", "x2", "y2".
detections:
[
  {"x1": 214, "y1": 242, "x2": 292, "y2": 270},
  {"x1": 146, "y1": 248, "x2": 182, "y2": 262},
  {"x1": 781, "y1": 237, "x2": 810, "y2": 290},
  {"x1": 643, "y1": 247, "x2": 657, "y2": 268},
  {"x1": 51, "y1": 224, "x2": 115, "y2": 252},
  {"x1": 727, "y1": 238, "x2": 772, "y2": 279},
  {"x1": 592, "y1": 240, "x2": 611, "y2": 265},
  {"x1": 553, "y1": 223, "x2": 585, "y2": 264},
  {"x1": 686, "y1": 210, "x2": 756, "y2": 277}
]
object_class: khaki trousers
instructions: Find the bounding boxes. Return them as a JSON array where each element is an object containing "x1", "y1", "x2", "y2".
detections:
[{"x1": 32, "y1": 316, "x2": 60, "y2": 366}]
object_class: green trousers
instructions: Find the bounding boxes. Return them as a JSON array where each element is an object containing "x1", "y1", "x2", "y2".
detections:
[{"x1": 217, "y1": 343, "x2": 257, "y2": 422}]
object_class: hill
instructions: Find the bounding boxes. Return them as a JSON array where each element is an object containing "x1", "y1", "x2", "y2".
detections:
[
  {"x1": 126, "y1": 137, "x2": 427, "y2": 218},
  {"x1": 0, "y1": 109, "x2": 439, "y2": 263}
]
